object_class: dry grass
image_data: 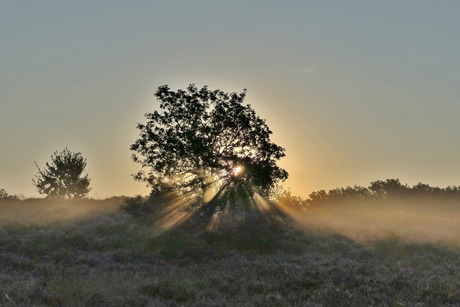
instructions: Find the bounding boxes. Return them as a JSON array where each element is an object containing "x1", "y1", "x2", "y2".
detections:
[{"x1": 1, "y1": 198, "x2": 460, "y2": 306}]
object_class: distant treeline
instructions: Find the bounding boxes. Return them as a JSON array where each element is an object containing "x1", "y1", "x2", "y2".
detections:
[
  {"x1": 277, "y1": 179, "x2": 460, "y2": 210},
  {"x1": 4, "y1": 178, "x2": 460, "y2": 211},
  {"x1": 0, "y1": 188, "x2": 22, "y2": 200}
]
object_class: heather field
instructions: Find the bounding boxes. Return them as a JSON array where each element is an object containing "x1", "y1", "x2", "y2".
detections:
[{"x1": 1, "y1": 198, "x2": 460, "y2": 306}]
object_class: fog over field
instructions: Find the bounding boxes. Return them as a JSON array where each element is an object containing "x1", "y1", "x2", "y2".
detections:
[
  {"x1": 0, "y1": 198, "x2": 123, "y2": 226},
  {"x1": 2, "y1": 196, "x2": 460, "y2": 248},
  {"x1": 2, "y1": 196, "x2": 460, "y2": 306},
  {"x1": 296, "y1": 201, "x2": 460, "y2": 246}
]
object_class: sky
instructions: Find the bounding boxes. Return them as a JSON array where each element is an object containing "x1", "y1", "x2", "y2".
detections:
[{"x1": 2, "y1": 1, "x2": 460, "y2": 199}]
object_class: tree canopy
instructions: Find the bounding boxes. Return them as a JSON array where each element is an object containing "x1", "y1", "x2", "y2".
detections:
[
  {"x1": 131, "y1": 84, "x2": 288, "y2": 200},
  {"x1": 32, "y1": 148, "x2": 91, "y2": 199}
]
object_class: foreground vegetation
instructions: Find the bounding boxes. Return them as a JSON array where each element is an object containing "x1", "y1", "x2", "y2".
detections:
[{"x1": 1, "y1": 197, "x2": 460, "y2": 306}]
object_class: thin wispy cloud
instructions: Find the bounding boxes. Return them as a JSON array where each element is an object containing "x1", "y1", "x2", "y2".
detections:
[{"x1": 294, "y1": 67, "x2": 315, "y2": 75}]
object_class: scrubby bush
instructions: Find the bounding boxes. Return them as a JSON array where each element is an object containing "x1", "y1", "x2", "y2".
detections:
[{"x1": 0, "y1": 188, "x2": 19, "y2": 200}]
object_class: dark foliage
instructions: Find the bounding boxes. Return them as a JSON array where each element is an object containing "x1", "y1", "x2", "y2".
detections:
[
  {"x1": 368, "y1": 178, "x2": 410, "y2": 198},
  {"x1": 0, "y1": 188, "x2": 19, "y2": 200},
  {"x1": 130, "y1": 84, "x2": 288, "y2": 198},
  {"x1": 0, "y1": 188, "x2": 8, "y2": 198},
  {"x1": 128, "y1": 84, "x2": 290, "y2": 234},
  {"x1": 304, "y1": 178, "x2": 460, "y2": 207},
  {"x1": 32, "y1": 148, "x2": 91, "y2": 199}
]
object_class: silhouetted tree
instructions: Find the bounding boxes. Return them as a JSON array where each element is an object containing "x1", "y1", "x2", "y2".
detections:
[
  {"x1": 0, "y1": 189, "x2": 10, "y2": 199},
  {"x1": 443, "y1": 185, "x2": 460, "y2": 198},
  {"x1": 32, "y1": 148, "x2": 91, "y2": 199},
  {"x1": 129, "y1": 84, "x2": 290, "y2": 238},
  {"x1": 368, "y1": 179, "x2": 409, "y2": 198},
  {"x1": 327, "y1": 185, "x2": 371, "y2": 202},
  {"x1": 131, "y1": 84, "x2": 288, "y2": 198},
  {"x1": 308, "y1": 190, "x2": 328, "y2": 204},
  {"x1": 411, "y1": 182, "x2": 434, "y2": 196},
  {"x1": 0, "y1": 189, "x2": 14, "y2": 199}
]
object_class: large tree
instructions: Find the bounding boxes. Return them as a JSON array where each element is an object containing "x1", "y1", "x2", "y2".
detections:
[
  {"x1": 131, "y1": 84, "x2": 288, "y2": 201},
  {"x1": 32, "y1": 148, "x2": 91, "y2": 199}
]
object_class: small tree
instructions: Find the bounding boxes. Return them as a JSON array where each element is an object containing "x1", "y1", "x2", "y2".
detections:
[
  {"x1": 0, "y1": 189, "x2": 20, "y2": 200},
  {"x1": 32, "y1": 148, "x2": 91, "y2": 199},
  {"x1": 0, "y1": 189, "x2": 12, "y2": 199},
  {"x1": 0, "y1": 188, "x2": 10, "y2": 199}
]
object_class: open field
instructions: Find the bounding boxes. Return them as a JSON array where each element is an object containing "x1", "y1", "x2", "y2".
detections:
[{"x1": 1, "y1": 198, "x2": 460, "y2": 306}]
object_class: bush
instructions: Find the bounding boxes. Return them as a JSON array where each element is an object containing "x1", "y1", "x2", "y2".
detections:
[{"x1": 0, "y1": 188, "x2": 19, "y2": 200}]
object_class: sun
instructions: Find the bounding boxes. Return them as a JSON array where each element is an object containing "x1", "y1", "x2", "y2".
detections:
[{"x1": 232, "y1": 166, "x2": 242, "y2": 176}]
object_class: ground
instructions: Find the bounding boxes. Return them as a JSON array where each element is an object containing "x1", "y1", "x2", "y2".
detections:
[{"x1": 1, "y1": 198, "x2": 460, "y2": 306}]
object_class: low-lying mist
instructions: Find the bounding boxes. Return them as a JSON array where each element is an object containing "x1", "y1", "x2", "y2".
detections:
[
  {"x1": 2, "y1": 192, "x2": 460, "y2": 306},
  {"x1": 0, "y1": 198, "x2": 123, "y2": 227},
  {"x1": 290, "y1": 199, "x2": 460, "y2": 247},
  {"x1": 2, "y1": 194, "x2": 460, "y2": 248}
]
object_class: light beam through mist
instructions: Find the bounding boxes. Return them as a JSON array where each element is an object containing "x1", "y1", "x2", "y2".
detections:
[{"x1": 148, "y1": 180, "x2": 294, "y2": 236}]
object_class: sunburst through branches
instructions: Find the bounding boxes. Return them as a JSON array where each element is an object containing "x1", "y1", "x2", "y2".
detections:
[{"x1": 129, "y1": 84, "x2": 290, "y2": 234}]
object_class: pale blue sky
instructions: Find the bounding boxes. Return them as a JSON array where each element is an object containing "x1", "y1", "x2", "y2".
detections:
[{"x1": 2, "y1": 1, "x2": 460, "y2": 198}]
